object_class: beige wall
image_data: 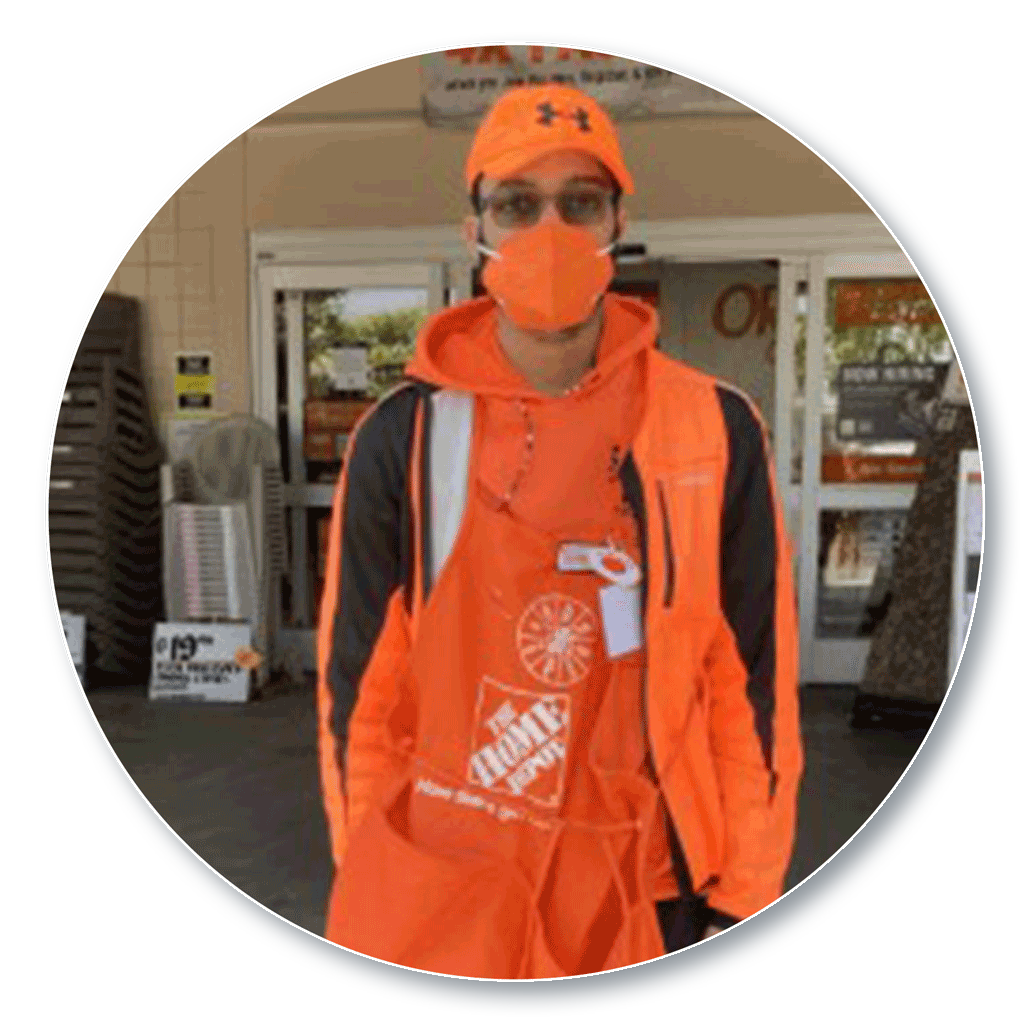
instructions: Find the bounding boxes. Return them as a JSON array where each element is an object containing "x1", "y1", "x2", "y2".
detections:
[
  {"x1": 105, "y1": 137, "x2": 248, "y2": 434},
  {"x1": 105, "y1": 55, "x2": 869, "y2": 429}
]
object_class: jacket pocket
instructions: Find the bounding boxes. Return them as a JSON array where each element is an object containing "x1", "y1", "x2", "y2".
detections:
[
  {"x1": 656, "y1": 480, "x2": 676, "y2": 608},
  {"x1": 656, "y1": 465, "x2": 720, "y2": 618}
]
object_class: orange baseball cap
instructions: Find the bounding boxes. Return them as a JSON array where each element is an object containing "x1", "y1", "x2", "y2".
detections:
[{"x1": 465, "y1": 84, "x2": 635, "y2": 195}]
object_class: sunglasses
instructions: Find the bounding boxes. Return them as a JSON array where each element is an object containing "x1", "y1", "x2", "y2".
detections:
[{"x1": 479, "y1": 184, "x2": 616, "y2": 229}]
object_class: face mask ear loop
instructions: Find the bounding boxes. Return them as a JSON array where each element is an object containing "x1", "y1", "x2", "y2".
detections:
[
  {"x1": 477, "y1": 238, "x2": 500, "y2": 261},
  {"x1": 606, "y1": 218, "x2": 623, "y2": 261},
  {"x1": 475, "y1": 218, "x2": 488, "y2": 272},
  {"x1": 474, "y1": 222, "x2": 501, "y2": 302}
]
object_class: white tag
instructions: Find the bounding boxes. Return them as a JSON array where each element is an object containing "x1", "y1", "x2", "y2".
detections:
[
  {"x1": 588, "y1": 548, "x2": 640, "y2": 588},
  {"x1": 557, "y1": 542, "x2": 603, "y2": 572},
  {"x1": 599, "y1": 584, "x2": 643, "y2": 658},
  {"x1": 557, "y1": 543, "x2": 642, "y2": 588}
]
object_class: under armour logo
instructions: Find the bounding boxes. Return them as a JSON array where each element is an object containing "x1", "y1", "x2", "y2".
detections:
[
  {"x1": 536, "y1": 101, "x2": 557, "y2": 126},
  {"x1": 535, "y1": 103, "x2": 592, "y2": 132}
]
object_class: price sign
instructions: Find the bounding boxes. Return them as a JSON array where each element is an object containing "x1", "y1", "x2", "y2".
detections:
[{"x1": 149, "y1": 623, "x2": 257, "y2": 702}]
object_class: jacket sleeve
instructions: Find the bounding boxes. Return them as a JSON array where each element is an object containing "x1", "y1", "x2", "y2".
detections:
[
  {"x1": 703, "y1": 385, "x2": 803, "y2": 924},
  {"x1": 316, "y1": 385, "x2": 421, "y2": 868}
]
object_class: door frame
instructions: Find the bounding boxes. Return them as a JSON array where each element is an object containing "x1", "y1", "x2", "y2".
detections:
[
  {"x1": 252, "y1": 261, "x2": 446, "y2": 667},
  {"x1": 798, "y1": 250, "x2": 924, "y2": 681}
]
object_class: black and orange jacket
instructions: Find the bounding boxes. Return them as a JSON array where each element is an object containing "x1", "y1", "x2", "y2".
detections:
[{"x1": 317, "y1": 293, "x2": 802, "y2": 926}]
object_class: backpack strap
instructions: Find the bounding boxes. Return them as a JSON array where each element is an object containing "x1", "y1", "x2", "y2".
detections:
[{"x1": 425, "y1": 388, "x2": 475, "y2": 597}]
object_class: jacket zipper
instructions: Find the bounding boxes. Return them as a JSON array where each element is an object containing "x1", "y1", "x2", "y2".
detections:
[
  {"x1": 621, "y1": 455, "x2": 697, "y2": 904},
  {"x1": 656, "y1": 480, "x2": 676, "y2": 608}
]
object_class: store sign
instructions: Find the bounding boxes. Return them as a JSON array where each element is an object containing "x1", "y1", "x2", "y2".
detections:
[
  {"x1": 712, "y1": 282, "x2": 776, "y2": 338},
  {"x1": 149, "y1": 623, "x2": 257, "y2": 702},
  {"x1": 834, "y1": 281, "x2": 941, "y2": 328},
  {"x1": 821, "y1": 454, "x2": 926, "y2": 484},
  {"x1": 330, "y1": 348, "x2": 369, "y2": 392},
  {"x1": 836, "y1": 362, "x2": 944, "y2": 441},
  {"x1": 420, "y1": 48, "x2": 748, "y2": 127},
  {"x1": 175, "y1": 352, "x2": 215, "y2": 414}
]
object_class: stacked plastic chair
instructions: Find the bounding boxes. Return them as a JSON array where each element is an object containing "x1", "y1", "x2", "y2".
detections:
[
  {"x1": 161, "y1": 416, "x2": 287, "y2": 692},
  {"x1": 49, "y1": 294, "x2": 163, "y2": 684}
]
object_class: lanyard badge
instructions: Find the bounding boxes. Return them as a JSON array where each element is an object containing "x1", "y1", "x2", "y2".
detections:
[{"x1": 557, "y1": 542, "x2": 643, "y2": 658}]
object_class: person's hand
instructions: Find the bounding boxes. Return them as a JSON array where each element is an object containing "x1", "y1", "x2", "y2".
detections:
[{"x1": 703, "y1": 923, "x2": 725, "y2": 939}]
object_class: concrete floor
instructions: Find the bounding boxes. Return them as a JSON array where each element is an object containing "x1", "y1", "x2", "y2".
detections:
[{"x1": 87, "y1": 679, "x2": 928, "y2": 937}]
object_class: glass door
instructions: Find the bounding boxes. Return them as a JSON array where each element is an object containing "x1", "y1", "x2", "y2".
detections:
[
  {"x1": 798, "y1": 254, "x2": 954, "y2": 682},
  {"x1": 255, "y1": 263, "x2": 447, "y2": 670}
]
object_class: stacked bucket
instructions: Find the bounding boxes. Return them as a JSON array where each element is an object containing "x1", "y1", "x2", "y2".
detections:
[{"x1": 49, "y1": 295, "x2": 163, "y2": 683}]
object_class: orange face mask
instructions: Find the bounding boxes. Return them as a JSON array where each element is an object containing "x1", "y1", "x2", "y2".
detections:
[{"x1": 480, "y1": 222, "x2": 614, "y2": 332}]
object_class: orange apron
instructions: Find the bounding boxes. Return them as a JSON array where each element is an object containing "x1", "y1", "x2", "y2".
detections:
[{"x1": 326, "y1": 440, "x2": 671, "y2": 978}]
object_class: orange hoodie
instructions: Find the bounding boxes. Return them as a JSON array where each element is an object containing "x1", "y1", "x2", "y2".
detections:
[
  {"x1": 408, "y1": 293, "x2": 680, "y2": 901},
  {"x1": 405, "y1": 293, "x2": 654, "y2": 540}
]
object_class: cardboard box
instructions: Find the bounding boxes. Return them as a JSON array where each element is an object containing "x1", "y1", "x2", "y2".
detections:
[{"x1": 149, "y1": 622, "x2": 257, "y2": 702}]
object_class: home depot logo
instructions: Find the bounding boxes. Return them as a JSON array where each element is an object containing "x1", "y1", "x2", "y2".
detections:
[
  {"x1": 516, "y1": 592, "x2": 597, "y2": 688},
  {"x1": 467, "y1": 678, "x2": 570, "y2": 809}
]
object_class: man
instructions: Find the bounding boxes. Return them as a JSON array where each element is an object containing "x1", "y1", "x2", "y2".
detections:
[{"x1": 316, "y1": 84, "x2": 802, "y2": 979}]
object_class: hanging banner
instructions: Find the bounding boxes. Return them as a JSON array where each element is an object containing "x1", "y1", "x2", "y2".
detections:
[{"x1": 420, "y1": 48, "x2": 749, "y2": 127}]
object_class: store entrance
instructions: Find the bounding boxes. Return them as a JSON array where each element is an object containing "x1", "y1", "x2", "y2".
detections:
[
  {"x1": 250, "y1": 227, "x2": 938, "y2": 687},
  {"x1": 254, "y1": 255, "x2": 797, "y2": 674}
]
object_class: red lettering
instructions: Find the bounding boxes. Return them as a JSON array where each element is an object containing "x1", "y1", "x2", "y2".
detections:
[
  {"x1": 555, "y1": 48, "x2": 612, "y2": 60},
  {"x1": 713, "y1": 283, "x2": 760, "y2": 338},
  {"x1": 757, "y1": 283, "x2": 777, "y2": 336},
  {"x1": 444, "y1": 48, "x2": 477, "y2": 64},
  {"x1": 477, "y1": 45, "x2": 513, "y2": 64},
  {"x1": 529, "y1": 46, "x2": 546, "y2": 62}
]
